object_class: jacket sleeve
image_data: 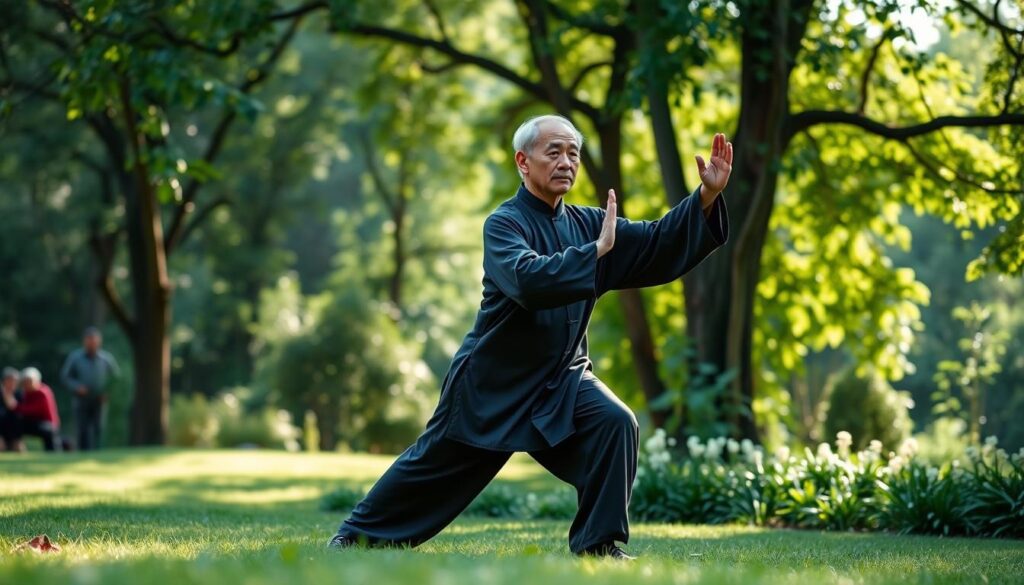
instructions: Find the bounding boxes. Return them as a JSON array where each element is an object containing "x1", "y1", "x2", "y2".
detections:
[
  {"x1": 60, "y1": 352, "x2": 81, "y2": 392},
  {"x1": 103, "y1": 351, "x2": 121, "y2": 378},
  {"x1": 483, "y1": 214, "x2": 598, "y2": 310},
  {"x1": 14, "y1": 391, "x2": 47, "y2": 419},
  {"x1": 597, "y1": 186, "x2": 729, "y2": 294}
]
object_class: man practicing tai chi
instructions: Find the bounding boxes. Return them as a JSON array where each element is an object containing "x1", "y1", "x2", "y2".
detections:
[{"x1": 328, "y1": 115, "x2": 732, "y2": 559}]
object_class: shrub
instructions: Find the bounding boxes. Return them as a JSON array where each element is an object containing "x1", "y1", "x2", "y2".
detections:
[
  {"x1": 168, "y1": 394, "x2": 219, "y2": 448},
  {"x1": 630, "y1": 429, "x2": 1024, "y2": 539},
  {"x1": 819, "y1": 368, "x2": 913, "y2": 452},
  {"x1": 261, "y1": 283, "x2": 434, "y2": 452},
  {"x1": 215, "y1": 393, "x2": 300, "y2": 451},
  {"x1": 167, "y1": 391, "x2": 300, "y2": 451}
]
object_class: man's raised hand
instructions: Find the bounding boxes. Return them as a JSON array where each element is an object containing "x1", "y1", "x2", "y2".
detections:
[
  {"x1": 597, "y1": 189, "x2": 617, "y2": 258},
  {"x1": 695, "y1": 133, "x2": 733, "y2": 207}
]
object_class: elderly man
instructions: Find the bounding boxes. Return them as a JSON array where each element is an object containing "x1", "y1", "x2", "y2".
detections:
[
  {"x1": 60, "y1": 326, "x2": 120, "y2": 450},
  {"x1": 1, "y1": 367, "x2": 62, "y2": 452},
  {"x1": 328, "y1": 115, "x2": 732, "y2": 559}
]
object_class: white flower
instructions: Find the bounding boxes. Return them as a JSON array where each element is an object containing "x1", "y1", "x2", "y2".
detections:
[
  {"x1": 645, "y1": 430, "x2": 667, "y2": 454},
  {"x1": 727, "y1": 439, "x2": 740, "y2": 455},
  {"x1": 889, "y1": 454, "x2": 905, "y2": 473},
  {"x1": 774, "y1": 446, "x2": 791, "y2": 463},
  {"x1": 817, "y1": 442, "x2": 833, "y2": 460},
  {"x1": 836, "y1": 431, "x2": 853, "y2": 458},
  {"x1": 667, "y1": 437, "x2": 677, "y2": 447},
  {"x1": 926, "y1": 467, "x2": 939, "y2": 482},
  {"x1": 687, "y1": 436, "x2": 701, "y2": 452},
  {"x1": 898, "y1": 437, "x2": 919, "y2": 460},
  {"x1": 869, "y1": 440, "x2": 883, "y2": 454},
  {"x1": 741, "y1": 439, "x2": 754, "y2": 455},
  {"x1": 751, "y1": 450, "x2": 764, "y2": 469},
  {"x1": 705, "y1": 439, "x2": 723, "y2": 460},
  {"x1": 690, "y1": 444, "x2": 705, "y2": 459},
  {"x1": 985, "y1": 435, "x2": 999, "y2": 448}
]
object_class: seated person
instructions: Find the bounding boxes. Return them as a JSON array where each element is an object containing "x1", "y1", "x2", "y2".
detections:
[
  {"x1": 0, "y1": 367, "x2": 21, "y2": 451},
  {"x1": 0, "y1": 367, "x2": 61, "y2": 452}
]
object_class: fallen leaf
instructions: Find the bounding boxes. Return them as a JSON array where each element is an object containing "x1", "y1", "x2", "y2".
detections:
[{"x1": 13, "y1": 534, "x2": 61, "y2": 554}]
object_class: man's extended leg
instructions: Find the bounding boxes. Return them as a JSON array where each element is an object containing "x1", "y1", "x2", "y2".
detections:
[
  {"x1": 74, "y1": 399, "x2": 93, "y2": 451},
  {"x1": 77, "y1": 398, "x2": 103, "y2": 451},
  {"x1": 335, "y1": 428, "x2": 511, "y2": 548},
  {"x1": 529, "y1": 373, "x2": 639, "y2": 555}
]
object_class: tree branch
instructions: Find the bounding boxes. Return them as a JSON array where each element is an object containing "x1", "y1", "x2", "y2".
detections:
[
  {"x1": 177, "y1": 196, "x2": 232, "y2": 246},
  {"x1": 568, "y1": 60, "x2": 612, "y2": 95},
  {"x1": 955, "y1": 0, "x2": 1024, "y2": 36},
  {"x1": 164, "y1": 17, "x2": 302, "y2": 255},
  {"x1": 422, "y1": 0, "x2": 451, "y2": 44},
  {"x1": 543, "y1": 0, "x2": 623, "y2": 36},
  {"x1": 342, "y1": 22, "x2": 601, "y2": 121},
  {"x1": 359, "y1": 127, "x2": 398, "y2": 212},
  {"x1": 902, "y1": 138, "x2": 1022, "y2": 194},
  {"x1": 270, "y1": 0, "x2": 329, "y2": 21},
  {"x1": 786, "y1": 110, "x2": 1024, "y2": 140},
  {"x1": 146, "y1": 16, "x2": 244, "y2": 57},
  {"x1": 858, "y1": 33, "x2": 888, "y2": 115}
]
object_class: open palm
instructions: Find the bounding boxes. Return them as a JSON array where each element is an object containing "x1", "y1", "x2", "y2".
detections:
[{"x1": 695, "y1": 133, "x2": 734, "y2": 195}]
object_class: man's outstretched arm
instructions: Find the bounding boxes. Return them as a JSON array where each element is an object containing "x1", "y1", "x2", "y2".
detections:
[{"x1": 597, "y1": 133, "x2": 733, "y2": 294}]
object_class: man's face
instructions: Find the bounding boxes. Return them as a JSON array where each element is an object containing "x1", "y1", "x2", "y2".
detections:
[
  {"x1": 21, "y1": 377, "x2": 37, "y2": 391},
  {"x1": 517, "y1": 121, "x2": 581, "y2": 198},
  {"x1": 84, "y1": 333, "x2": 101, "y2": 353},
  {"x1": 2, "y1": 376, "x2": 16, "y2": 392}
]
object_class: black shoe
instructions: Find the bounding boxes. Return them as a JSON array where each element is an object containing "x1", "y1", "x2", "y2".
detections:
[
  {"x1": 580, "y1": 542, "x2": 636, "y2": 561},
  {"x1": 326, "y1": 534, "x2": 356, "y2": 550}
]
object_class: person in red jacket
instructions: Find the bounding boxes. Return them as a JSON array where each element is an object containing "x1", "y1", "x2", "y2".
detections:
[{"x1": 0, "y1": 367, "x2": 61, "y2": 452}]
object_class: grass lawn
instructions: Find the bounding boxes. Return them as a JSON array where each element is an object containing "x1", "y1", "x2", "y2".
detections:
[{"x1": 1, "y1": 449, "x2": 1022, "y2": 584}]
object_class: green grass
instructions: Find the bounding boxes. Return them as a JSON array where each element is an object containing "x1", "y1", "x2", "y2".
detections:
[{"x1": 1, "y1": 449, "x2": 1022, "y2": 584}]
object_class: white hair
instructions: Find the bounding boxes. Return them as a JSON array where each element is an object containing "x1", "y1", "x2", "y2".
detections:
[
  {"x1": 512, "y1": 115, "x2": 584, "y2": 178},
  {"x1": 21, "y1": 367, "x2": 41, "y2": 383}
]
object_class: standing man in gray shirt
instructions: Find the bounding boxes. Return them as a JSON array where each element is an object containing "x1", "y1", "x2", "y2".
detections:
[{"x1": 60, "y1": 327, "x2": 120, "y2": 450}]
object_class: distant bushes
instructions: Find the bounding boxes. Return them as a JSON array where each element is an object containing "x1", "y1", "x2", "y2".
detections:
[
  {"x1": 819, "y1": 368, "x2": 914, "y2": 452},
  {"x1": 630, "y1": 429, "x2": 1023, "y2": 538},
  {"x1": 169, "y1": 392, "x2": 300, "y2": 451}
]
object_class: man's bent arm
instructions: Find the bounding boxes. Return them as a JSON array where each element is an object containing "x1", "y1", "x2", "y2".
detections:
[{"x1": 484, "y1": 214, "x2": 598, "y2": 310}]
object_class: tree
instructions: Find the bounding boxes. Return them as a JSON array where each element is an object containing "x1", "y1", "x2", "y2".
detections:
[
  {"x1": 312, "y1": 0, "x2": 1024, "y2": 440},
  {"x1": 1, "y1": 0, "x2": 310, "y2": 444}
]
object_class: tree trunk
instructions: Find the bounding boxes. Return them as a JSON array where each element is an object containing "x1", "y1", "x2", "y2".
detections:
[
  {"x1": 122, "y1": 173, "x2": 172, "y2": 445},
  {"x1": 118, "y1": 82, "x2": 172, "y2": 446},
  {"x1": 591, "y1": 122, "x2": 669, "y2": 429},
  {"x1": 679, "y1": 0, "x2": 811, "y2": 440}
]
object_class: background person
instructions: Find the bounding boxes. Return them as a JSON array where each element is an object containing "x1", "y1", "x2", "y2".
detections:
[
  {"x1": 1, "y1": 367, "x2": 62, "y2": 452},
  {"x1": 60, "y1": 326, "x2": 120, "y2": 450}
]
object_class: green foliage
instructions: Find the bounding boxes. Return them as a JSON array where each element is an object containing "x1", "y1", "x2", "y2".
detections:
[
  {"x1": 932, "y1": 302, "x2": 1009, "y2": 444},
  {"x1": 632, "y1": 428, "x2": 1024, "y2": 538},
  {"x1": 168, "y1": 391, "x2": 300, "y2": 450},
  {"x1": 819, "y1": 368, "x2": 914, "y2": 452},
  {"x1": 256, "y1": 276, "x2": 434, "y2": 452},
  {"x1": 168, "y1": 393, "x2": 221, "y2": 448},
  {"x1": 876, "y1": 462, "x2": 968, "y2": 536}
]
